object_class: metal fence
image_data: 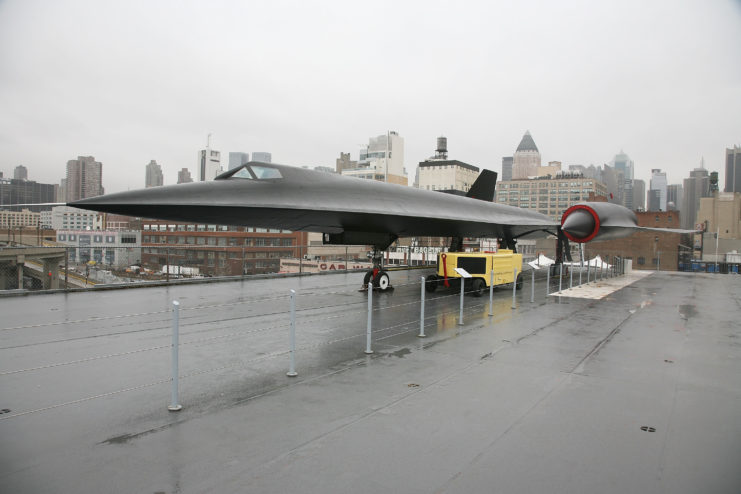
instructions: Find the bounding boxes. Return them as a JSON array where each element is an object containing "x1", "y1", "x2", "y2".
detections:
[
  {"x1": 0, "y1": 244, "x2": 440, "y2": 292},
  {"x1": 0, "y1": 260, "x2": 634, "y2": 421},
  {"x1": 1, "y1": 242, "x2": 738, "y2": 293}
]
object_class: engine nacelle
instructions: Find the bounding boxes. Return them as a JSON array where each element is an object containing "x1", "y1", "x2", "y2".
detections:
[{"x1": 561, "y1": 202, "x2": 639, "y2": 243}]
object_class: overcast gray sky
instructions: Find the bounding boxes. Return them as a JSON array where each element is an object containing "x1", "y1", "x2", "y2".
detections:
[{"x1": 1, "y1": 0, "x2": 739, "y2": 194}]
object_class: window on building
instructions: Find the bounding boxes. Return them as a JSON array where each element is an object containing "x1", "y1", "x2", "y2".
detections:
[
  {"x1": 121, "y1": 235, "x2": 137, "y2": 244},
  {"x1": 638, "y1": 257, "x2": 645, "y2": 265},
  {"x1": 58, "y1": 234, "x2": 66, "y2": 241}
]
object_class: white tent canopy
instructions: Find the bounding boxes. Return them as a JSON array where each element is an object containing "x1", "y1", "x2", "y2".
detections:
[
  {"x1": 529, "y1": 254, "x2": 611, "y2": 270},
  {"x1": 528, "y1": 254, "x2": 555, "y2": 270}
]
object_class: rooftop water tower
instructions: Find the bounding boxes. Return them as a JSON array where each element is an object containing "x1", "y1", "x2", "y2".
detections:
[{"x1": 435, "y1": 136, "x2": 448, "y2": 160}]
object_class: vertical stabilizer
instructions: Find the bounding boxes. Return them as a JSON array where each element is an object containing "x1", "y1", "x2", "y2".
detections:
[{"x1": 466, "y1": 170, "x2": 498, "y2": 201}]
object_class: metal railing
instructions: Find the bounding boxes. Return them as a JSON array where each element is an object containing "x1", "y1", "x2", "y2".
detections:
[{"x1": 0, "y1": 262, "x2": 637, "y2": 420}]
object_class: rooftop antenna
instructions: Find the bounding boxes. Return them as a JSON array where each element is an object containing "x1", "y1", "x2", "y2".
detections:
[{"x1": 207, "y1": 133, "x2": 212, "y2": 149}]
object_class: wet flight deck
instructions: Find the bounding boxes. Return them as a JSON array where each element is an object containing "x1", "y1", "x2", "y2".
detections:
[{"x1": 1, "y1": 268, "x2": 740, "y2": 493}]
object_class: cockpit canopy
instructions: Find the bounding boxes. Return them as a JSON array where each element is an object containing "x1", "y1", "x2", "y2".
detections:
[{"x1": 215, "y1": 164, "x2": 283, "y2": 181}]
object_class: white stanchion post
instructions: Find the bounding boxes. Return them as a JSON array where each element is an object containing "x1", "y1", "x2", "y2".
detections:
[
  {"x1": 570, "y1": 264, "x2": 573, "y2": 288},
  {"x1": 365, "y1": 284, "x2": 374, "y2": 354},
  {"x1": 511, "y1": 268, "x2": 517, "y2": 309},
  {"x1": 587, "y1": 262, "x2": 591, "y2": 283},
  {"x1": 168, "y1": 300, "x2": 182, "y2": 412},
  {"x1": 530, "y1": 269, "x2": 535, "y2": 303},
  {"x1": 287, "y1": 289, "x2": 298, "y2": 377},
  {"x1": 458, "y1": 278, "x2": 465, "y2": 326},
  {"x1": 418, "y1": 277, "x2": 426, "y2": 337},
  {"x1": 558, "y1": 264, "x2": 563, "y2": 293},
  {"x1": 546, "y1": 265, "x2": 550, "y2": 295},
  {"x1": 488, "y1": 270, "x2": 494, "y2": 316}
]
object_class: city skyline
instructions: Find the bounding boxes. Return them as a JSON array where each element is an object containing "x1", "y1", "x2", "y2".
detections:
[{"x1": 0, "y1": 0, "x2": 739, "y2": 194}]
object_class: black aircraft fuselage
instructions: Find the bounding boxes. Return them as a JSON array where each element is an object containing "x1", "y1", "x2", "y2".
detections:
[{"x1": 71, "y1": 162, "x2": 558, "y2": 250}]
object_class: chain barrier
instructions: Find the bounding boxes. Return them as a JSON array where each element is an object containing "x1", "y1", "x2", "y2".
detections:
[{"x1": 1, "y1": 260, "x2": 632, "y2": 419}]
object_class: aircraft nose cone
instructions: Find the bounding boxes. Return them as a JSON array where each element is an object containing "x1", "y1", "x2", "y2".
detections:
[{"x1": 561, "y1": 208, "x2": 596, "y2": 240}]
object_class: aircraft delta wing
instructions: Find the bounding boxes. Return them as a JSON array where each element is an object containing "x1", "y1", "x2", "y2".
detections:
[{"x1": 70, "y1": 162, "x2": 559, "y2": 250}]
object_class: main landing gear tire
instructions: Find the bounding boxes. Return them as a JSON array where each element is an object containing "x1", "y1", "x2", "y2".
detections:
[{"x1": 471, "y1": 278, "x2": 485, "y2": 297}]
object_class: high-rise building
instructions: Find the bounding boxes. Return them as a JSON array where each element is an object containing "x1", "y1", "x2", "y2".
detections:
[
  {"x1": 198, "y1": 147, "x2": 221, "y2": 181},
  {"x1": 14, "y1": 165, "x2": 28, "y2": 180},
  {"x1": 66, "y1": 156, "x2": 103, "y2": 202},
  {"x1": 177, "y1": 168, "x2": 193, "y2": 184},
  {"x1": 632, "y1": 179, "x2": 646, "y2": 210},
  {"x1": 647, "y1": 189, "x2": 661, "y2": 212},
  {"x1": 228, "y1": 152, "x2": 250, "y2": 171},
  {"x1": 611, "y1": 151, "x2": 634, "y2": 180},
  {"x1": 341, "y1": 131, "x2": 407, "y2": 185},
  {"x1": 58, "y1": 179, "x2": 67, "y2": 203},
  {"x1": 601, "y1": 164, "x2": 624, "y2": 204},
  {"x1": 667, "y1": 184, "x2": 683, "y2": 211},
  {"x1": 495, "y1": 176, "x2": 608, "y2": 221},
  {"x1": 145, "y1": 160, "x2": 163, "y2": 188},
  {"x1": 0, "y1": 178, "x2": 56, "y2": 212},
  {"x1": 682, "y1": 165, "x2": 710, "y2": 230},
  {"x1": 697, "y1": 192, "x2": 741, "y2": 240},
  {"x1": 725, "y1": 145, "x2": 741, "y2": 193},
  {"x1": 252, "y1": 152, "x2": 272, "y2": 163},
  {"x1": 512, "y1": 131, "x2": 541, "y2": 179},
  {"x1": 649, "y1": 169, "x2": 667, "y2": 211},
  {"x1": 501, "y1": 157, "x2": 513, "y2": 182}
]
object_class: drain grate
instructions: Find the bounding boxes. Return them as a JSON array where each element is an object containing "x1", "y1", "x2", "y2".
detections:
[
  {"x1": 640, "y1": 426, "x2": 656, "y2": 432},
  {"x1": 0, "y1": 409, "x2": 11, "y2": 415}
]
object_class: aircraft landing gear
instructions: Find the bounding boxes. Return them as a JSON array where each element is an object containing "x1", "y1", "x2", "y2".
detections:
[
  {"x1": 361, "y1": 249, "x2": 393, "y2": 292},
  {"x1": 362, "y1": 269, "x2": 392, "y2": 292}
]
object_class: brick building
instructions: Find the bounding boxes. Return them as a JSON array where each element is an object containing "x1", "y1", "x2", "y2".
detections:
[{"x1": 140, "y1": 220, "x2": 309, "y2": 276}]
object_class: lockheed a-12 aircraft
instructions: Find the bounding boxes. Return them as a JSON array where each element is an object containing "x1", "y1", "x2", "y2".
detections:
[{"x1": 70, "y1": 161, "x2": 692, "y2": 290}]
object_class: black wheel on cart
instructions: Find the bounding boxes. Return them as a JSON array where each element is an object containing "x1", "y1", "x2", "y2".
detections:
[
  {"x1": 471, "y1": 278, "x2": 485, "y2": 297},
  {"x1": 425, "y1": 274, "x2": 439, "y2": 293}
]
